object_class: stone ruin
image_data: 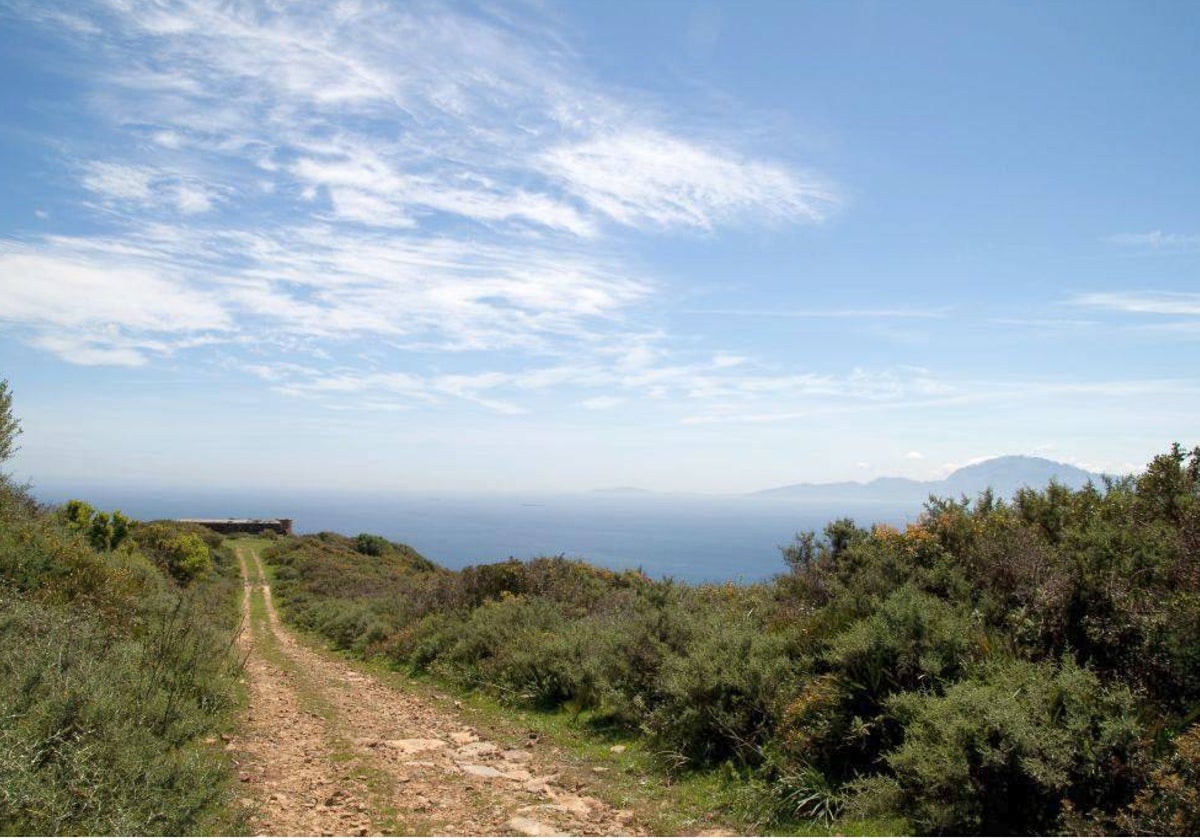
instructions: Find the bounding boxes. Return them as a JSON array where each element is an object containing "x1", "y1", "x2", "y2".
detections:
[{"x1": 178, "y1": 518, "x2": 294, "y2": 536}]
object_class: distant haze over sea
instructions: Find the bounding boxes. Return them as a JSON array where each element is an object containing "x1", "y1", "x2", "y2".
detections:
[
  {"x1": 753, "y1": 455, "x2": 1102, "y2": 502},
  {"x1": 32, "y1": 456, "x2": 1106, "y2": 584}
]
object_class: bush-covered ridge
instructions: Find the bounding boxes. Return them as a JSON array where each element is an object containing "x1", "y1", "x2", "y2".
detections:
[
  {"x1": 265, "y1": 445, "x2": 1200, "y2": 835},
  {"x1": 0, "y1": 482, "x2": 245, "y2": 835}
]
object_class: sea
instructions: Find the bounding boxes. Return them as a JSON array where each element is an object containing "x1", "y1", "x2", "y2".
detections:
[{"x1": 30, "y1": 484, "x2": 921, "y2": 584}]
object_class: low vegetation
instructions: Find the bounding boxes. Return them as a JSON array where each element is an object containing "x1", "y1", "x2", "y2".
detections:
[
  {"x1": 0, "y1": 382, "x2": 245, "y2": 834},
  {"x1": 265, "y1": 445, "x2": 1200, "y2": 835}
]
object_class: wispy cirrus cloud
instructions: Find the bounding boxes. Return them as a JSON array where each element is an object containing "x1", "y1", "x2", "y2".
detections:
[
  {"x1": 685, "y1": 306, "x2": 949, "y2": 319},
  {"x1": 1072, "y1": 291, "x2": 1200, "y2": 316},
  {"x1": 81, "y1": 162, "x2": 226, "y2": 215},
  {"x1": 245, "y1": 355, "x2": 959, "y2": 420},
  {"x1": 677, "y1": 376, "x2": 1200, "y2": 426},
  {"x1": 3, "y1": 224, "x2": 648, "y2": 363},
  {"x1": 0, "y1": 241, "x2": 231, "y2": 365},
  {"x1": 2, "y1": 0, "x2": 859, "y2": 418},
  {"x1": 1107, "y1": 231, "x2": 1200, "y2": 250},
  {"x1": 542, "y1": 129, "x2": 838, "y2": 230}
]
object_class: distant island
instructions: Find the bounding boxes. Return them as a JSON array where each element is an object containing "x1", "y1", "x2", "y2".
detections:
[{"x1": 753, "y1": 455, "x2": 1103, "y2": 503}]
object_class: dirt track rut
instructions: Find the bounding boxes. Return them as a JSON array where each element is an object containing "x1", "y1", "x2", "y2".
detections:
[{"x1": 229, "y1": 544, "x2": 643, "y2": 836}]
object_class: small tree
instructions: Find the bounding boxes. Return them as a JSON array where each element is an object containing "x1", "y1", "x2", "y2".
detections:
[
  {"x1": 85, "y1": 509, "x2": 134, "y2": 552},
  {"x1": 0, "y1": 379, "x2": 19, "y2": 466},
  {"x1": 60, "y1": 499, "x2": 96, "y2": 531},
  {"x1": 59, "y1": 500, "x2": 134, "y2": 551}
]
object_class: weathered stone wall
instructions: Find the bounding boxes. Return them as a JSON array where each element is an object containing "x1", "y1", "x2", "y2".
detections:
[{"x1": 181, "y1": 519, "x2": 293, "y2": 536}]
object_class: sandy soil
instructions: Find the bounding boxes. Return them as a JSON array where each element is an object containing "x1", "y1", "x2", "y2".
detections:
[{"x1": 229, "y1": 545, "x2": 645, "y2": 837}]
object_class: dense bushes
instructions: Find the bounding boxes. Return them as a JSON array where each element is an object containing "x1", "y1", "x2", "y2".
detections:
[
  {"x1": 0, "y1": 483, "x2": 242, "y2": 834},
  {"x1": 265, "y1": 444, "x2": 1200, "y2": 834},
  {"x1": 869, "y1": 658, "x2": 1143, "y2": 834}
]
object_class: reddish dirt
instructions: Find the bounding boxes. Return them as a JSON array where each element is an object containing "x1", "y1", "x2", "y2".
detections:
[{"x1": 229, "y1": 545, "x2": 645, "y2": 837}]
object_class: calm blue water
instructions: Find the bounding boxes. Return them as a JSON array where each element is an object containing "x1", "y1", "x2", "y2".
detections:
[{"x1": 31, "y1": 484, "x2": 920, "y2": 583}]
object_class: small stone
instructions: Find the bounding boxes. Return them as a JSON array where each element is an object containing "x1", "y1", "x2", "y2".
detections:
[
  {"x1": 552, "y1": 794, "x2": 594, "y2": 816},
  {"x1": 523, "y1": 776, "x2": 556, "y2": 796},
  {"x1": 457, "y1": 740, "x2": 500, "y2": 759},
  {"x1": 500, "y1": 749, "x2": 531, "y2": 762},
  {"x1": 459, "y1": 763, "x2": 505, "y2": 778},
  {"x1": 507, "y1": 816, "x2": 567, "y2": 837},
  {"x1": 609, "y1": 744, "x2": 627, "y2": 754},
  {"x1": 386, "y1": 738, "x2": 446, "y2": 754},
  {"x1": 449, "y1": 730, "x2": 478, "y2": 745}
]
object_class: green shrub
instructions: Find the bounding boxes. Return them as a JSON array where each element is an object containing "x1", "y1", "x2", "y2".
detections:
[
  {"x1": 133, "y1": 523, "x2": 213, "y2": 585},
  {"x1": 354, "y1": 533, "x2": 390, "y2": 556},
  {"x1": 878, "y1": 658, "x2": 1145, "y2": 834},
  {"x1": 826, "y1": 585, "x2": 978, "y2": 696},
  {"x1": 0, "y1": 593, "x2": 237, "y2": 834},
  {"x1": 644, "y1": 608, "x2": 800, "y2": 766}
]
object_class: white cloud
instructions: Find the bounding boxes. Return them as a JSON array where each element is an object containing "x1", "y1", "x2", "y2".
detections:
[
  {"x1": 0, "y1": 244, "x2": 229, "y2": 334},
  {"x1": 905, "y1": 451, "x2": 924, "y2": 460},
  {"x1": 82, "y1": 162, "x2": 155, "y2": 201},
  {"x1": 1072, "y1": 291, "x2": 1200, "y2": 316},
  {"x1": 686, "y1": 306, "x2": 949, "y2": 319},
  {"x1": 31, "y1": 335, "x2": 151, "y2": 367},
  {"x1": 39, "y1": 0, "x2": 835, "y2": 240},
  {"x1": 1108, "y1": 231, "x2": 1200, "y2": 249},
  {"x1": 711, "y1": 353, "x2": 748, "y2": 369},
  {"x1": 581, "y1": 395, "x2": 627, "y2": 410},
  {"x1": 172, "y1": 183, "x2": 215, "y2": 214},
  {"x1": 152, "y1": 130, "x2": 185, "y2": 149},
  {"x1": 542, "y1": 130, "x2": 838, "y2": 230},
  {"x1": 251, "y1": 356, "x2": 962, "y2": 418},
  {"x1": 0, "y1": 242, "x2": 231, "y2": 365},
  {"x1": 81, "y1": 162, "x2": 224, "y2": 215},
  {"x1": 6, "y1": 0, "x2": 842, "y2": 402}
]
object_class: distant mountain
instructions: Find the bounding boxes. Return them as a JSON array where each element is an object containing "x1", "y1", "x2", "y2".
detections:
[
  {"x1": 753, "y1": 456, "x2": 1103, "y2": 503},
  {"x1": 589, "y1": 486, "x2": 656, "y2": 495}
]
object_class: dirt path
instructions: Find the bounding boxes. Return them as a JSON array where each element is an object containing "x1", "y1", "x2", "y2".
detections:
[{"x1": 230, "y1": 544, "x2": 643, "y2": 836}]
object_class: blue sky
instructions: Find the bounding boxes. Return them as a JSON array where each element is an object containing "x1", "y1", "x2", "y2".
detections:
[{"x1": 1, "y1": 0, "x2": 1198, "y2": 494}]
